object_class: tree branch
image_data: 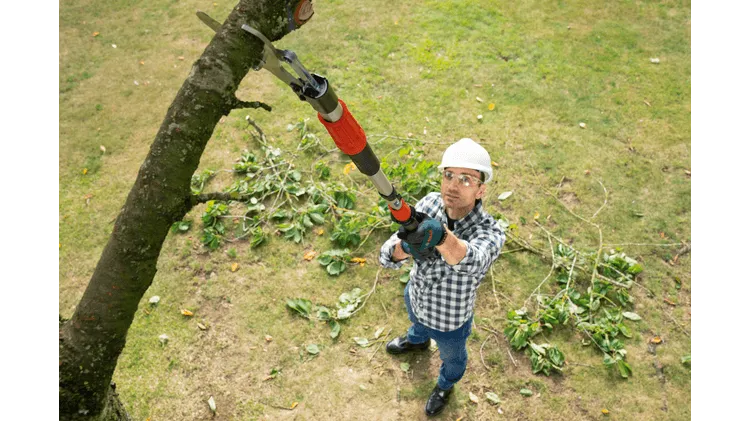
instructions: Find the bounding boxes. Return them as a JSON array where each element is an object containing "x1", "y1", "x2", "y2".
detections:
[
  {"x1": 225, "y1": 97, "x2": 272, "y2": 114},
  {"x1": 192, "y1": 192, "x2": 251, "y2": 206},
  {"x1": 59, "y1": 1, "x2": 312, "y2": 417},
  {"x1": 246, "y1": 118, "x2": 268, "y2": 144},
  {"x1": 591, "y1": 179, "x2": 608, "y2": 219},
  {"x1": 348, "y1": 268, "x2": 381, "y2": 318},
  {"x1": 523, "y1": 233, "x2": 557, "y2": 309}
]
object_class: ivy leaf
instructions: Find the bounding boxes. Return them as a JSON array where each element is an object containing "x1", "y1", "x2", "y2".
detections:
[
  {"x1": 520, "y1": 388, "x2": 533, "y2": 397},
  {"x1": 400, "y1": 362, "x2": 410, "y2": 372},
  {"x1": 306, "y1": 344, "x2": 320, "y2": 355}
]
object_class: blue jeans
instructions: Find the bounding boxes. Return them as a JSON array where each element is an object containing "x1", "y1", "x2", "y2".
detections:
[{"x1": 404, "y1": 286, "x2": 473, "y2": 390}]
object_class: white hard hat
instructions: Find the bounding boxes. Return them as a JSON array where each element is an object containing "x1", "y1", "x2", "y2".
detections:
[{"x1": 438, "y1": 138, "x2": 493, "y2": 183}]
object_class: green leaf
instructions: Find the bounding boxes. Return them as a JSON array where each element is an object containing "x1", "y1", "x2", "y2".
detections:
[
  {"x1": 315, "y1": 162, "x2": 331, "y2": 180},
  {"x1": 400, "y1": 362, "x2": 410, "y2": 372},
  {"x1": 497, "y1": 191, "x2": 513, "y2": 201},
  {"x1": 575, "y1": 323, "x2": 594, "y2": 334},
  {"x1": 306, "y1": 344, "x2": 320, "y2": 355},
  {"x1": 272, "y1": 210, "x2": 292, "y2": 221},
  {"x1": 214, "y1": 223, "x2": 225, "y2": 235},
  {"x1": 603, "y1": 354, "x2": 616, "y2": 366},
  {"x1": 591, "y1": 298, "x2": 600, "y2": 311},
  {"x1": 287, "y1": 185, "x2": 307, "y2": 197},
  {"x1": 286, "y1": 299, "x2": 299, "y2": 311},
  {"x1": 287, "y1": 298, "x2": 312, "y2": 317},
  {"x1": 627, "y1": 264, "x2": 643, "y2": 275},
  {"x1": 681, "y1": 354, "x2": 691, "y2": 365},
  {"x1": 617, "y1": 359, "x2": 632, "y2": 378},
  {"x1": 547, "y1": 346, "x2": 565, "y2": 368},
  {"x1": 520, "y1": 388, "x2": 533, "y2": 397},
  {"x1": 317, "y1": 255, "x2": 333, "y2": 266},
  {"x1": 324, "y1": 248, "x2": 351, "y2": 258},
  {"x1": 170, "y1": 220, "x2": 192, "y2": 233},
  {"x1": 485, "y1": 392, "x2": 501, "y2": 404},
  {"x1": 316, "y1": 306, "x2": 332, "y2": 321},
  {"x1": 329, "y1": 320, "x2": 341, "y2": 339},
  {"x1": 354, "y1": 337, "x2": 370, "y2": 347},
  {"x1": 337, "y1": 306, "x2": 354, "y2": 320},
  {"x1": 622, "y1": 312, "x2": 641, "y2": 321},
  {"x1": 399, "y1": 272, "x2": 410, "y2": 284},
  {"x1": 327, "y1": 260, "x2": 347, "y2": 276},
  {"x1": 250, "y1": 228, "x2": 266, "y2": 248},
  {"x1": 339, "y1": 287, "x2": 363, "y2": 304},
  {"x1": 298, "y1": 299, "x2": 312, "y2": 315},
  {"x1": 309, "y1": 212, "x2": 325, "y2": 224},
  {"x1": 530, "y1": 342, "x2": 546, "y2": 356},
  {"x1": 334, "y1": 191, "x2": 356, "y2": 209}
]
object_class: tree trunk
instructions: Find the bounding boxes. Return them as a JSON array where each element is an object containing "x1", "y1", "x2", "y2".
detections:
[{"x1": 59, "y1": 1, "x2": 312, "y2": 419}]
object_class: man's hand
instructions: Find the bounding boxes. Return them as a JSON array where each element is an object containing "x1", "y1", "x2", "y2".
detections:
[
  {"x1": 397, "y1": 213, "x2": 446, "y2": 253},
  {"x1": 400, "y1": 240, "x2": 432, "y2": 261}
]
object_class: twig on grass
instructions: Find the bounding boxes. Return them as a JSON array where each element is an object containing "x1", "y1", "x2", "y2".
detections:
[
  {"x1": 664, "y1": 309, "x2": 691, "y2": 338},
  {"x1": 349, "y1": 268, "x2": 382, "y2": 318},
  {"x1": 480, "y1": 336, "x2": 492, "y2": 370},
  {"x1": 369, "y1": 328, "x2": 393, "y2": 362},
  {"x1": 523, "y1": 233, "x2": 557, "y2": 309}
]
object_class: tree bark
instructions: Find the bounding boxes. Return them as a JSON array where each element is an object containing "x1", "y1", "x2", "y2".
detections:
[{"x1": 59, "y1": 1, "x2": 312, "y2": 419}]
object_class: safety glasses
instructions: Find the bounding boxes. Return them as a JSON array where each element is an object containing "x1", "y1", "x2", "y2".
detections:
[{"x1": 441, "y1": 169, "x2": 483, "y2": 188}]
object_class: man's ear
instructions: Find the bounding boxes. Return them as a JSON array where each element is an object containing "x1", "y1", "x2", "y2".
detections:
[{"x1": 476, "y1": 184, "x2": 487, "y2": 200}]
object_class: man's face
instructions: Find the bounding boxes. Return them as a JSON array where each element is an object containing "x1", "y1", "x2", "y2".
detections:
[{"x1": 440, "y1": 167, "x2": 486, "y2": 212}]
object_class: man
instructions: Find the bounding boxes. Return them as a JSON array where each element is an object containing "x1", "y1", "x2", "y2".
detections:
[{"x1": 379, "y1": 138, "x2": 505, "y2": 416}]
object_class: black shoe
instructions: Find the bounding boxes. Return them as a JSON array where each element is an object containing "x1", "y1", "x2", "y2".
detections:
[
  {"x1": 385, "y1": 335, "x2": 430, "y2": 355},
  {"x1": 425, "y1": 385, "x2": 452, "y2": 416}
]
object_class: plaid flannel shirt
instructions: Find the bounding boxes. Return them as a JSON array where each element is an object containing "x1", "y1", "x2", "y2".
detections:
[{"x1": 379, "y1": 192, "x2": 505, "y2": 332}]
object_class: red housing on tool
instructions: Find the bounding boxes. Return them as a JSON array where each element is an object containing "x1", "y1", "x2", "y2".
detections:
[
  {"x1": 317, "y1": 100, "x2": 367, "y2": 155},
  {"x1": 388, "y1": 198, "x2": 412, "y2": 223}
]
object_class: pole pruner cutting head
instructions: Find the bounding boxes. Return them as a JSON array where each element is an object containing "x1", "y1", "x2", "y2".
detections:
[{"x1": 241, "y1": 24, "x2": 323, "y2": 98}]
